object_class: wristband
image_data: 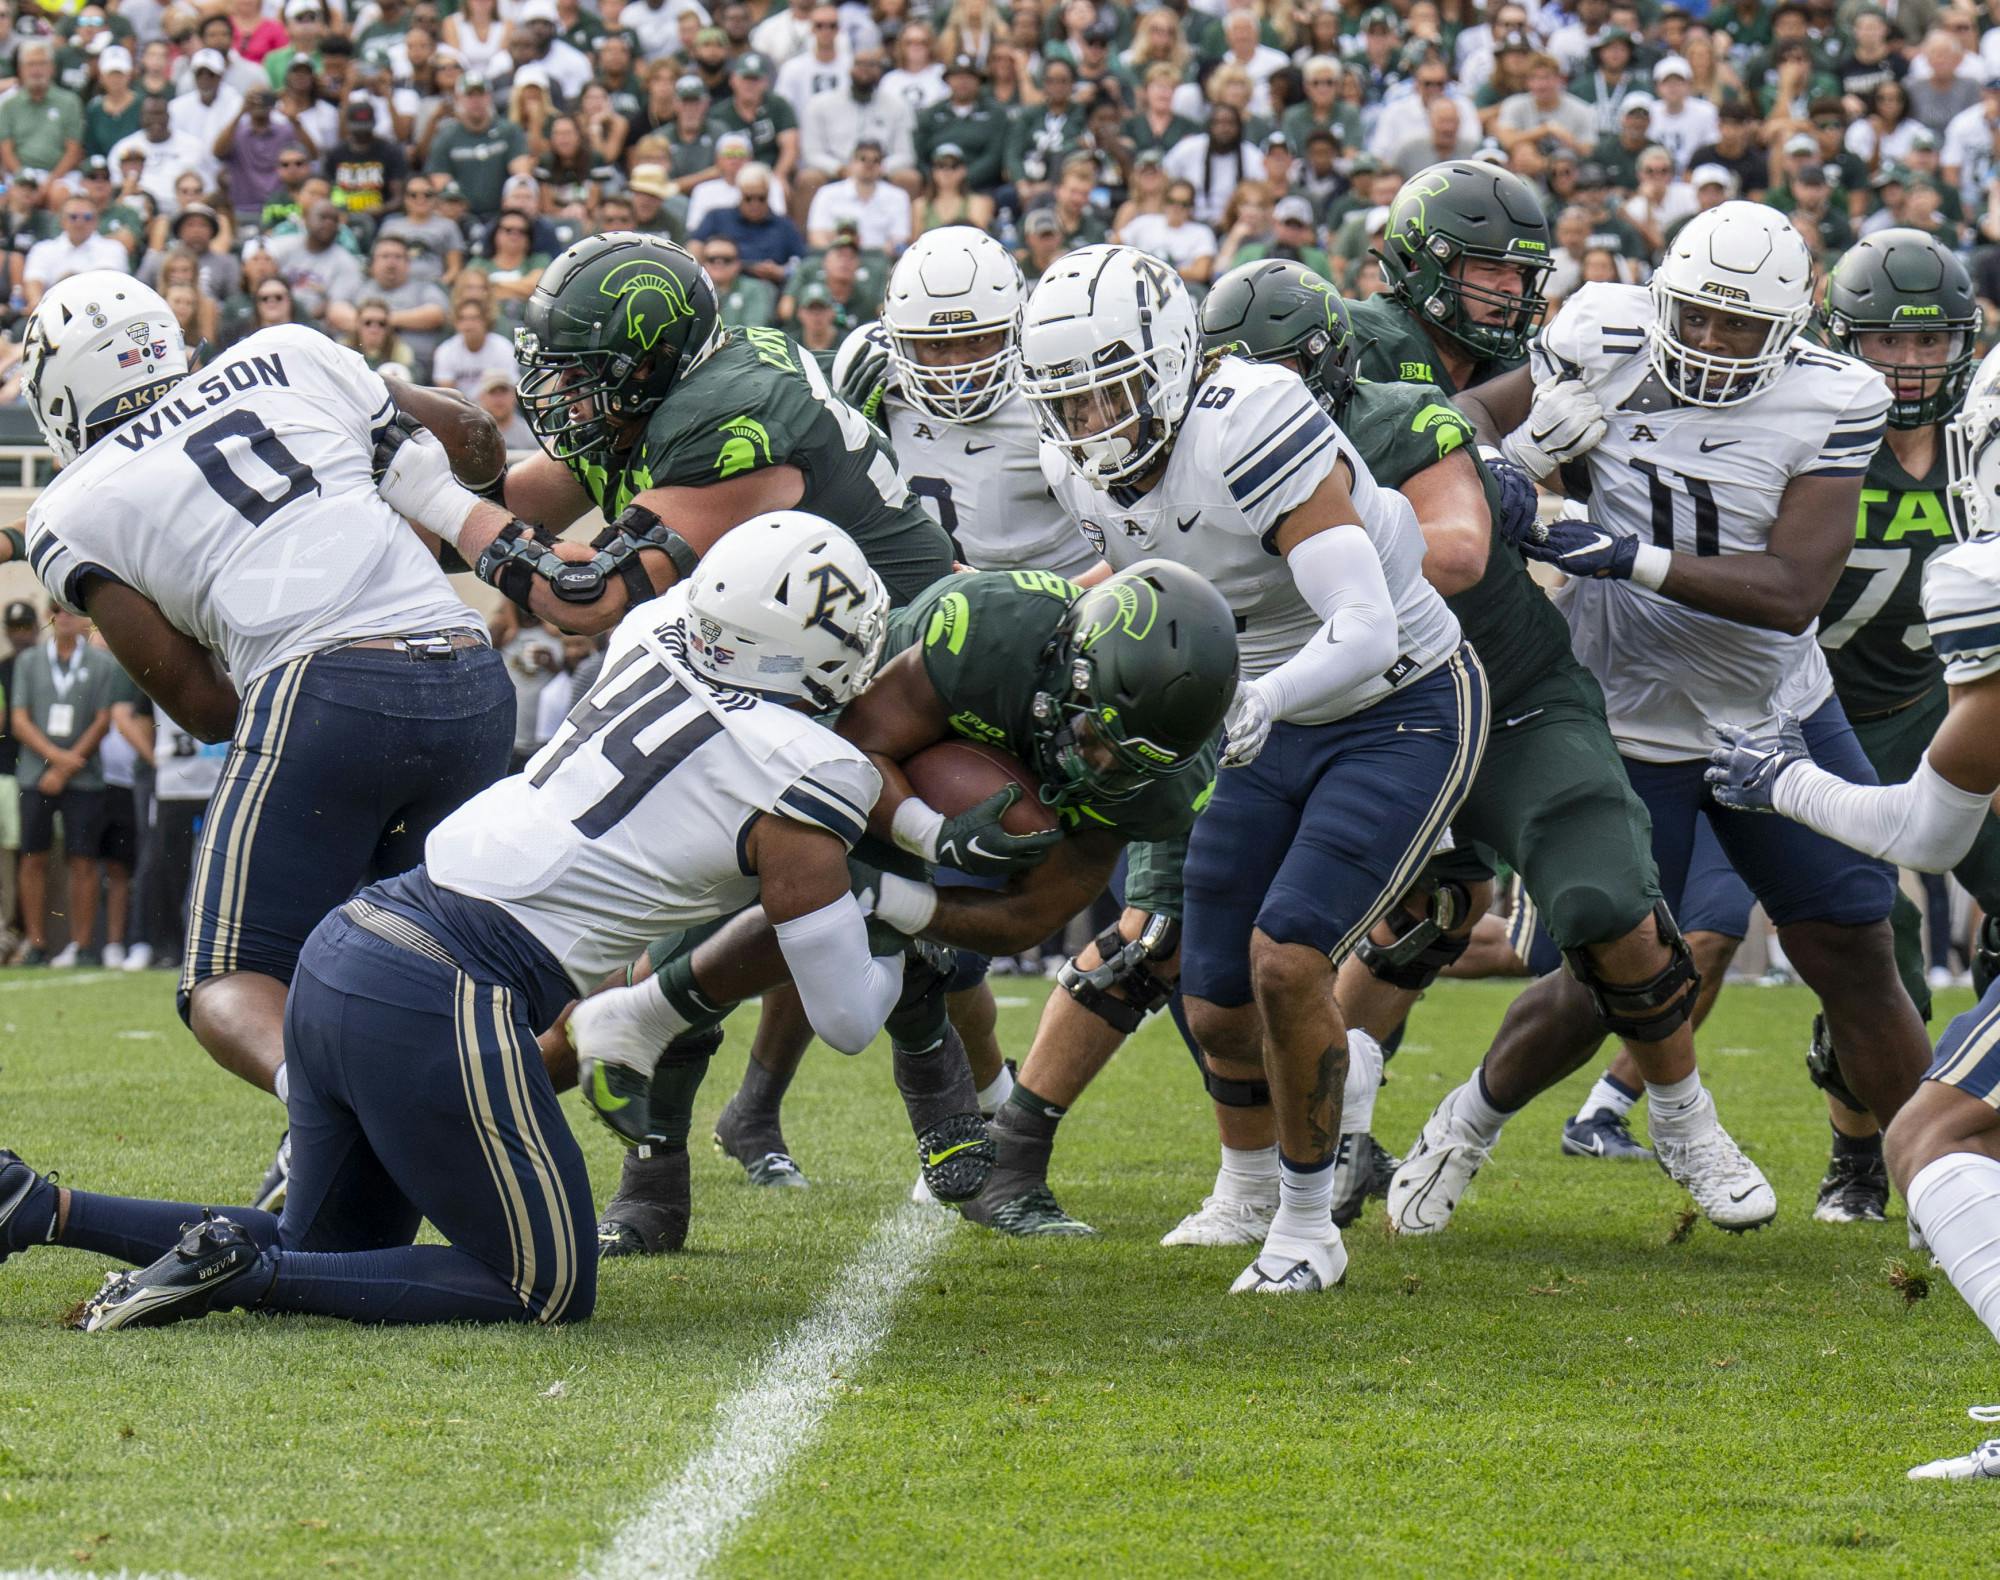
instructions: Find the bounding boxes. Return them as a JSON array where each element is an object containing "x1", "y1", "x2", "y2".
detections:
[
  {"x1": 1, "y1": 525, "x2": 22, "y2": 564},
  {"x1": 874, "y1": 871, "x2": 939, "y2": 936},
  {"x1": 1631, "y1": 542, "x2": 1672, "y2": 591},
  {"x1": 890, "y1": 796, "x2": 945, "y2": 861}
]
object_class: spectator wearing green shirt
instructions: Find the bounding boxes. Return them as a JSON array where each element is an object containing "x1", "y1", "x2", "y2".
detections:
[
  {"x1": 697, "y1": 234, "x2": 776, "y2": 327},
  {"x1": 264, "y1": 0, "x2": 327, "y2": 89},
  {"x1": 1226, "y1": 193, "x2": 1334, "y2": 278},
  {"x1": 1124, "y1": 63, "x2": 1201, "y2": 159},
  {"x1": 917, "y1": 55, "x2": 1008, "y2": 190},
  {"x1": 83, "y1": 45, "x2": 140, "y2": 158},
  {"x1": 425, "y1": 75, "x2": 529, "y2": 221},
  {"x1": 0, "y1": 42, "x2": 84, "y2": 185},
  {"x1": 709, "y1": 54, "x2": 799, "y2": 191}
]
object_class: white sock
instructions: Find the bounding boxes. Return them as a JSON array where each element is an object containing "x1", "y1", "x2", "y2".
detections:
[
  {"x1": 1340, "y1": 1030, "x2": 1383, "y2": 1135},
  {"x1": 273, "y1": 1062, "x2": 290, "y2": 1107},
  {"x1": 1271, "y1": 1155, "x2": 1334, "y2": 1243},
  {"x1": 975, "y1": 1063, "x2": 1015, "y2": 1117},
  {"x1": 1644, "y1": 1070, "x2": 1707, "y2": 1134},
  {"x1": 1454, "y1": 1070, "x2": 1511, "y2": 1146},
  {"x1": 1908, "y1": 1153, "x2": 2000, "y2": 1346},
  {"x1": 1214, "y1": 1143, "x2": 1279, "y2": 1204},
  {"x1": 1575, "y1": 1072, "x2": 1639, "y2": 1126}
]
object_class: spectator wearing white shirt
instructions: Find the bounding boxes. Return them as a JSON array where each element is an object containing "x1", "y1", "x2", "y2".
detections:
[
  {"x1": 685, "y1": 140, "x2": 790, "y2": 231},
  {"x1": 1546, "y1": 0, "x2": 1610, "y2": 75},
  {"x1": 880, "y1": 22, "x2": 947, "y2": 115},
  {"x1": 168, "y1": 50, "x2": 244, "y2": 181},
  {"x1": 1620, "y1": 142, "x2": 1696, "y2": 255},
  {"x1": 1161, "y1": 102, "x2": 1253, "y2": 226},
  {"x1": 1496, "y1": 52, "x2": 1599, "y2": 167},
  {"x1": 477, "y1": 366, "x2": 535, "y2": 450},
  {"x1": 804, "y1": 138, "x2": 911, "y2": 249},
  {"x1": 750, "y1": 0, "x2": 817, "y2": 65},
  {"x1": 776, "y1": 5, "x2": 849, "y2": 111},
  {"x1": 799, "y1": 44, "x2": 916, "y2": 180},
  {"x1": 1369, "y1": 56, "x2": 1481, "y2": 163},
  {"x1": 23, "y1": 194, "x2": 128, "y2": 308},
  {"x1": 625, "y1": 0, "x2": 709, "y2": 62},
  {"x1": 1645, "y1": 56, "x2": 1720, "y2": 172},
  {"x1": 1943, "y1": 81, "x2": 2000, "y2": 204},
  {"x1": 107, "y1": 98, "x2": 210, "y2": 212},
  {"x1": 1218, "y1": 11, "x2": 1288, "y2": 118},
  {"x1": 1119, "y1": 178, "x2": 1219, "y2": 285},
  {"x1": 430, "y1": 298, "x2": 519, "y2": 394}
]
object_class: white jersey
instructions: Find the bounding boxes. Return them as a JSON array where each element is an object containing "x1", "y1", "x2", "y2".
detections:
[
  {"x1": 1924, "y1": 537, "x2": 2000, "y2": 687},
  {"x1": 1045, "y1": 356, "x2": 1459, "y2": 723},
  {"x1": 1536, "y1": 283, "x2": 1889, "y2": 762},
  {"x1": 423, "y1": 587, "x2": 882, "y2": 994},
  {"x1": 26, "y1": 325, "x2": 477, "y2": 689}
]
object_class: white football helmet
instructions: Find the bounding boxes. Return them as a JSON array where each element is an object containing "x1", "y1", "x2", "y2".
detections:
[
  {"x1": 1648, "y1": 201, "x2": 1811, "y2": 408},
  {"x1": 679, "y1": 511, "x2": 890, "y2": 709},
  {"x1": 882, "y1": 226, "x2": 1024, "y2": 424},
  {"x1": 23, "y1": 271, "x2": 188, "y2": 467},
  {"x1": 1947, "y1": 342, "x2": 2000, "y2": 540},
  {"x1": 1019, "y1": 243, "x2": 1200, "y2": 488}
]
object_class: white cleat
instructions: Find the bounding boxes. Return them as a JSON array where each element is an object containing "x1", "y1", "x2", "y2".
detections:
[
  {"x1": 48, "y1": 943, "x2": 78, "y2": 969},
  {"x1": 1160, "y1": 1193, "x2": 1275, "y2": 1247},
  {"x1": 1387, "y1": 1081, "x2": 1492, "y2": 1236},
  {"x1": 1229, "y1": 1229, "x2": 1348, "y2": 1294},
  {"x1": 120, "y1": 942, "x2": 154, "y2": 973},
  {"x1": 1650, "y1": 1091, "x2": 1776, "y2": 1232},
  {"x1": 1909, "y1": 1410, "x2": 2000, "y2": 1480}
]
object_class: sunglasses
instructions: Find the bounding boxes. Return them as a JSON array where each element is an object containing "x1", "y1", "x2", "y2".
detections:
[
  {"x1": 496, "y1": 222, "x2": 529, "y2": 233},
  {"x1": 705, "y1": 251, "x2": 738, "y2": 263},
  {"x1": 257, "y1": 290, "x2": 288, "y2": 302},
  {"x1": 360, "y1": 316, "x2": 388, "y2": 327},
  {"x1": 66, "y1": 209, "x2": 95, "y2": 221}
]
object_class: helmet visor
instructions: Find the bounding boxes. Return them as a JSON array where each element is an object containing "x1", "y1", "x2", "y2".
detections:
[{"x1": 1022, "y1": 345, "x2": 1157, "y2": 484}]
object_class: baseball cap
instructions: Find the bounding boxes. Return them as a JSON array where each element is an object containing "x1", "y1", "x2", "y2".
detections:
[
  {"x1": 97, "y1": 43, "x2": 132, "y2": 74},
  {"x1": 797, "y1": 282, "x2": 834, "y2": 308},
  {"x1": 502, "y1": 172, "x2": 540, "y2": 199},
  {"x1": 945, "y1": 53, "x2": 982, "y2": 77},
  {"x1": 191, "y1": 47, "x2": 226, "y2": 75},
  {"x1": 1793, "y1": 160, "x2": 1829, "y2": 186},
  {"x1": 438, "y1": 179, "x2": 466, "y2": 200},
  {"x1": 83, "y1": 155, "x2": 109, "y2": 177},
  {"x1": 3, "y1": 600, "x2": 35, "y2": 628},
  {"x1": 515, "y1": 0, "x2": 558, "y2": 23},
  {"x1": 476, "y1": 368, "x2": 515, "y2": 393},
  {"x1": 511, "y1": 63, "x2": 551, "y2": 91},
  {"x1": 1576, "y1": 161, "x2": 1609, "y2": 188},
  {"x1": 1274, "y1": 194, "x2": 1315, "y2": 226},
  {"x1": 734, "y1": 51, "x2": 770, "y2": 77},
  {"x1": 1024, "y1": 209, "x2": 1061, "y2": 237},
  {"x1": 1348, "y1": 152, "x2": 1382, "y2": 176},
  {"x1": 173, "y1": 201, "x2": 219, "y2": 233},
  {"x1": 16, "y1": 167, "x2": 46, "y2": 185},
  {"x1": 1872, "y1": 162, "x2": 1910, "y2": 188},
  {"x1": 1910, "y1": 127, "x2": 1939, "y2": 151},
  {"x1": 1083, "y1": 19, "x2": 1114, "y2": 43},
  {"x1": 1498, "y1": 29, "x2": 1531, "y2": 51},
  {"x1": 283, "y1": 0, "x2": 322, "y2": 17},
  {"x1": 1653, "y1": 55, "x2": 1692, "y2": 81},
  {"x1": 716, "y1": 130, "x2": 752, "y2": 156},
  {"x1": 345, "y1": 95, "x2": 375, "y2": 121},
  {"x1": 1620, "y1": 91, "x2": 1655, "y2": 116},
  {"x1": 1592, "y1": 26, "x2": 1633, "y2": 52},
  {"x1": 1784, "y1": 132, "x2": 1818, "y2": 156},
  {"x1": 1690, "y1": 162, "x2": 1734, "y2": 190},
  {"x1": 460, "y1": 72, "x2": 491, "y2": 93},
  {"x1": 629, "y1": 163, "x2": 672, "y2": 196},
  {"x1": 1262, "y1": 130, "x2": 1289, "y2": 153},
  {"x1": 932, "y1": 140, "x2": 966, "y2": 162},
  {"x1": 674, "y1": 72, "x2": 706, "y2": 99},
  {"x1": 1361, "y1": 6, "x2": 1395, "y2": 30}
]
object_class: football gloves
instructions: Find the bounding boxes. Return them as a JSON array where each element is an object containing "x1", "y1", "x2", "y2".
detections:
[
  {"x1": 1705, "y1": 714, "x2": 1810, "y2": 813},
  {"x1": 836, "y1": 325, "x2": 892, "y2": 430},
  {"x1": 1519, "y1": 512, "x2": 1640, "y2": 580},
  {"x1": 1478, "y1": 444, "x2": 1542, "y2": 548},
  {"x1": 1221, "y1": 679, "x2": 1273, "y2": 769},
  {"x1": 931, "y1": 785, "x2": 1063, "y2": 877},
  {"x1": 1501, "y1": 372, "x2": 1606, "y2": 481}
]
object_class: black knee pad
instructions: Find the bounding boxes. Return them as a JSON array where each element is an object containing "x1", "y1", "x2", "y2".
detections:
[
  {"x1": 1977, "y1": 915, "x2": 2000, "y2": 998},
  {"x1": 1058, "y1": 918, "x2": 1178, "y2": 1034},
  {"x1": 1806, "y1": 1012, "x2": 1869, "y2": 1115},
  {"x1": 1354, "y1": 881, "x2": 1474, "y2": 990},
  {"x1": 1564, "y1": 901, "x2": 1700, "y2": 1042}
]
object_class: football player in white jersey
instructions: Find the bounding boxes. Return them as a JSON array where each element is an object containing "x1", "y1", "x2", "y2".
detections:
[
  {"x1": 18, "y1": 272, "x2": 526, "y2": 1210},
  {"x1": 0, "y1": 515, "x2": 911, "y2": 1332},
  {"x1": 1022, "y1": 244, "x2": 1490, "y2": 1293},
  {"x1": 1709, "y1": 343, "x2": 2000, "y2": 1478},
  {"x1": 1448, "y1": 201, "x2": 1934, "y2": 1201}
]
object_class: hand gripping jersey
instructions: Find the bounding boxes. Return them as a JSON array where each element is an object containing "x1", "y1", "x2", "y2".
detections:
[
  {"x1": 892, "y1": 568, "x2": 1217, "y2": 843},
  {"x1": 1923, "y1": 537, "x2": 2000, "y2": 688},
  {"x1": 25, "y1": 325, "x2": 476, "y2": 688},
  {"x1": 1347, "y1": 293, "x2": 1523, "y2": 396},
  {"x1": 563, "y1": 326, "x2": 955, "y2": 605},
  {"x1": 1819, "y1": 436, "x2": 1955, "y2": 715},
  {"x1": 885, "y1": 386, "x2": 1100, "y2": 580},
  {"x1": 1534, "y1": 282, "x2": 1889, "y2": 762},
  {"x1": 424, "y1": 585, "x2": 882, "y2": 992},
  {"x1": 1044, "y1": 355, "x2": 1460, "y2": 723}
]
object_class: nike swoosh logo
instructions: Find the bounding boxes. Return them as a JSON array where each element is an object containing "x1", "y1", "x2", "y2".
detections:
[
  {"x1": 590, "y1": 1062, "x2": 629, "y2": 1111},
  {"x1": 1395, "y1": 723, "x2": 1442, "y2": 734},
  {"x1": 1699, "y1": 438, "x2": 1739, "y2": 453},
  {"x1": 1502, "y1": 708, "x2": 1546, "y2": 729},
  {"x1": 965, "y1": 442, "x2": 995, "y2": 455},
  {"x1": 925, "y1": 1140, "x2": 982, "y2": 1167},
  {"x1": 1175, "y1": 514, "x2": 1200, "y2": 533},
  {"x1": 1571, "y1": 531, "x2": 1615, "y2": 555},
  {"x1": 965, "y1": 835, "x2": 1001, "y2": 860},
  {"x1": 1728, "y1": 1187, "x2": 1761, "y2": 1203}
]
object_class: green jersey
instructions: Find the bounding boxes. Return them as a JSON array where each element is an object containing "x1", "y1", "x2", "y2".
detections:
[
  {"x1": 1819, "y1": 434, "x2": 1954, "y2": 716},
  {"x1": 1347, "y1": 292, "x2": 1522, "y2": 395},
  {"x1": 890, "y1": 569, "x2": 1216, "y2": 845},
  {"x1": 567, "y1": 327, "x2": 953, "y2": 605},
  {"x1": 1345, "y1": 378, "x2": 1575, "y2": 712}
]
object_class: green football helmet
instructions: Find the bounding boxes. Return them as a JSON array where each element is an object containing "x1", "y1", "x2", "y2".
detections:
[
  {"x1": 516, "y1": 231, "x2": 720, "y2": 466},
  {"x1": 1199, "y1": 258, "x2": 1360, "y2": 422},
  {"x1": 1375, "y1": 160, "x2": 1553, "y2": 361},
  {"x1": 1819, "y1": 227, "x2": 1981, "y2": 430},
  {"x1": 1033, "y1": 559, "x2": 1239, "y2": 806}
]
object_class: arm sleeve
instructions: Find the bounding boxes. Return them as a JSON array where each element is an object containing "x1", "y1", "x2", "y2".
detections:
[
  {"x1": 1772, "y1": 753, "x2": 1995, "y2": 874},
  {"x1": 1247, "y1": 522, "x2": 1400, "y2": 721},
  {"x1": 775, "y1": 892, "x2": 905, "y2": 1054}
]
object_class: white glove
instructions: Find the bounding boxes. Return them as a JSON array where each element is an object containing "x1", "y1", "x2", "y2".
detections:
[
  {"x1": 1500, "y1": 375, "x2": 1607, "y2": 481},
  {"x1": 374, "y1": 425, "x2": 483, "y2": 545},
  {"x1": 1221, "y1": 679, "x2": 1273, "y2": 769}
]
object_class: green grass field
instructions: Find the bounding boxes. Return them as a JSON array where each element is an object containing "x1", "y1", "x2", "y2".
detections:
[{"x1": 4, "y1": 967, "x2": 2000, "y2": 1578}]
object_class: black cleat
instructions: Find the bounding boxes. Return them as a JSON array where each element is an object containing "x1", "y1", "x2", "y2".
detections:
[
  {"x1": 961, "y1": 1182, "x2": 1095, "y2": 1236},
  {"x1": 596, "y1": 1147, "x2": 691, "y2": 1257},
  {"x1": 1814, "y1": 1149, "x2": 1890, "y2": 1224},
  {"x1": 75, "y1": 1215, "x2": 267, "y2": 1332},
  {"x1": 915, "y1": 1112, "x2": 995, "y2": 1203},
  {"x1": 1561, "y1": 1108, "x2": 1654, "y2": 1161},
  {"x1": 712, "y1": 1096, "x2": 809, "y2": 1188},
  {"x1": 0, "y1": 1150, "x2": 56, "y2": 1264},
  {"x1": 252, "y1": 1131, "x2": 291, "y2": 1213},
  {"x1": 581, "y1": 1059, "x2": 655, "y2": 1147},
  {"x1": 1332, "y1": 1133, "x2": 1402, "y2": 1228}
]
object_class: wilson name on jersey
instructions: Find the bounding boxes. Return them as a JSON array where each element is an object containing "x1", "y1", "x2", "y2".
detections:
[
  {"x1": 1044, "y1": 356, "x2": 1460, "y2": 723},
  {"x1": 1923, "y1": 537, "x2": 2000, "y2": 688},
  {"x1": 1534, "y1": 282, "x2": 1889, "y2": 762},
  {"x1": 423, "y1": 586, "x2": 881, "y2": 991},
  {"x1": 26, "y1": 326, "x2": 475, "y2": 688},
  {"x1": 886, "y1": 390, "x2": 1099, "y2": 580}
]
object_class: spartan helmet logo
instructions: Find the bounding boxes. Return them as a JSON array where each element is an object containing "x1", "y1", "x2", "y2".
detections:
[
  {"x1": 1390, "y1": 170, "x2": 1451, "y2": 257},
  {"x1": 1072, "y1": 578, "x2": 1159, "y2": 649},
  {"x1": 804, "y1": 559, "x2": 866, "y2": 636},
  {"x1": 599, "y1": 258, "x2": 697, "y2": 351}
]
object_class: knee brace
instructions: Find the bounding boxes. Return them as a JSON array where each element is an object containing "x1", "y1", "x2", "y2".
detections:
[
  {"x1": 1354, "y1": 880, "x2": 1475, "y2": 991},
  {"x1": 1057, "y1": 915, "x2": 1179, "y2": 1035},
  {"x1": 1977, "y1": 915, "x2": 2000, "y2": 996},
  {"x1": 1564, "y1": 901, "x2": 1699, "y2": 1042},
  {"x1": 1805, "y1": 1012, "x2": 1869, "y2": 1115},
  {"x1": 1187, "y1": 1045, "x2": 1271, "y2": 1108}
]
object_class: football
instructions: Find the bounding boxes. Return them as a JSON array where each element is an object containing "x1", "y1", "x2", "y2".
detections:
[{"x1": 901, "y1": 740, "x2": 1059, "y2": 834}]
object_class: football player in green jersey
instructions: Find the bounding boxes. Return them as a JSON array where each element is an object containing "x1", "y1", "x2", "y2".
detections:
[{"x1": 590, "y1": 560, "x2": 1239, "y2": 1252}]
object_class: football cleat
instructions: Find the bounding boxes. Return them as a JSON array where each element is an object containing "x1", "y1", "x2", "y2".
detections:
[
  {"x1": 915, "y1": 1112, "x2": 995, "y2": 1203},
  {"x1": 578, "y1": 1056, "x2": 653, "y2": 1147},
  {"x1": 75, "y1": 1215, "x2": 266, "y2": 1332},
  {"x1": 1813, "y1": 1149, "x2": 1889, "y2": 1224},
  {"x1": 1160, "y1": 1193, "x2": 1276, "y2": 1247},
  {"x1": 961, "y1": 1182, "x2": 1095, "y2": 1237},
  {"x1": 1561, "y1": 1108, "x2": 1654, "y2": 1161},
  {"x1": 1651, "y1": 1091, "x2": 1776, "y2": 1232},
  {"x1": 1387, "y1": 1082, "x2": 1493, "y2": 1236},
  {"x1": 595, "y1": 1147, "x2": 691, "y2": 1258},
  {"x1": 252, "y1": 1131, "x2": 291, "y2": 1214},
  {"x1": 1331, "y1": 1133, "x2": 1407, "y2": 1228},
  {"x1": 0, "y1": 1149, "x2": 57, "y2": 1264},
  {"x1": 713, "y1": 1097, "x2": 809, "y2": 1189},
  {"x1": 1909, "y1": 1410, "x2": 2000, "y2": 1480},
  {"x1": 1229, "y1": 1230, "x2": 1347, "y2": 1294}
]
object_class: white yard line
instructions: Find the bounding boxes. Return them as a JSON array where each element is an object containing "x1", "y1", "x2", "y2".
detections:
[
  {"x1": 0, "y1": 972, "x2": 116, "y2": 991},
  {"x1": 583, "y1": 1203, "x2": 957, "y2": 1580},
  {"x1": 0, "y1": 1570, "x2": 194, "y2": 1578}
]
